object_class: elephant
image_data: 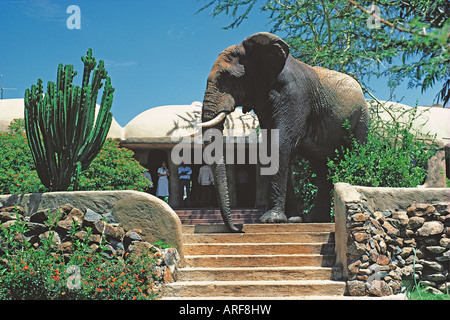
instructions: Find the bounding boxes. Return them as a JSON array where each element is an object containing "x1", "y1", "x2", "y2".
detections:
[{"x1": 197, "y1": 32, "x2": 369, "y2": 232}]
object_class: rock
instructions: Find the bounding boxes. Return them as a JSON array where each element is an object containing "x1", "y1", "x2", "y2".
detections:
[
  {"x1": 0, "y1": 211, "x2": 18, "y2": 223},
  {"x1": 111, "y1": 193, "x2": 184, "y2": 258},
  {"x1": 56, "y1": 219, "x2": 74, "y2": 232},
  {"x1": 426, "y1": 246, "x2": 446, "y2": 254},
  {"x1": 128, "y1": 241, "x2": 160, "y2": 257},
  {"x1": 373, "y1": 211, "x2": 385, "y2": 222},
  {"x1": 352, "y1": 213, "x2": 367, "y2": 222},
  {"x1": 0, "y1": 206, "x2": 25, "y2": 215},
  {"x1": 57, "y1": 241, "x2": 73, "y2": 253},
  {"x1": 417, "y1": 221, "x2": 444, "y2": 237},
  {"x1": 354, "y1": 232, "x2": 369, "y2": 242},
  {"x1": 367, "y1": 280, "x2": 392, "y2": 297},
  {"x1": 421, "y1": 260, "x2": 445, "y2": 271},
  {"x1": 287, "y1": 216, "x2": 302, "y2": 223},
  {"x1": 162, "y1": 247, "x2": 181, "y2": 281},
  {"x1": 83, "y1": 208, "x2": 102, "y2": 227},
  {"x1": 24, "y1": 222, "x2": 48, "y2": 236},
  {"x1": 348, "y1": 260, "x2": 361, "y2": 274},
  {"x1": 392, "y1": 211, "x2": 409, "y2": 226},
  {"x1": 377, "y1": 254, "x2": 390, "y2": 265},
  {"x1": 123, "y1": 230, "x2": 142, "y2": 248},
  {"x1": 436, "y1": 250, "x2": 450, "y2": 262},
  {"x1": 439, "y1": 238, "x2": 450, "y2": 249},
  {"x1": 424, "y1": 287, "x2": 443, "y2": 295},
  {"x1": 93, "y1": 220, "x2": 123, "y2": 240},
  {"x1": 407, "y1": 204, "x2": 436, "y2": 217},
  {"x1": 438, "y1": 282, "x2": 450, "y2": 292},
  {"x1": 67, "y1": 208, "x2": 84, "y2": 224},
  {"x1": 407, "y1": 216, "x2": 425, "y2": 230},
  {"x1": 39, "y1": 231, "x2": 61, "y2": 246},
  {"x1": 382, "y1": 221, "x2": 399, "y2": 236},
  {"x1": 423, "y1": 272, "x2": 447, "y2": 282},
  {"x1": 347, "y1": 241, "x2": 367, "y2": 260},
  {"x1": 347, "y1": 280, "x2": 367, "y2": 296}
]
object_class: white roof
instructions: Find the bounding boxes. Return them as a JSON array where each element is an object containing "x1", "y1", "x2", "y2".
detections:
[
  {"x1": 1, "y1": 98, "x2": 448, "y2": 144},
  {"x1": 0, "y1": 98, "x2": 123, "y2": 139},
  {"x1": 368, "y1": 100, "x2": 450, "y2": 143}
]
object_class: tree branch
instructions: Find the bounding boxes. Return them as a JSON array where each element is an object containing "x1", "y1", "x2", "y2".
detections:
[{"x1": 345, "y1": 0, "x2": 427, "y2": 37}]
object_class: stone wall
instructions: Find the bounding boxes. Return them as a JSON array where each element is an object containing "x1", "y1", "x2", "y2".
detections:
[
  {"x1": 334, "y1": 183, "x2": 450, "y2": 296},
  {"x1": 0, "y1": 190, "x2": 185, "y2": 263}
]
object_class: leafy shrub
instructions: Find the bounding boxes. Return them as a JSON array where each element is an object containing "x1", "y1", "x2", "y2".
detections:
[
  {"x1": 0, "y1": 120, "x2": 45, "y2": 194},
  {"x1": 0, "y1": 209, "x2": 159, "y2": 300},
  {"x1": 292, "y1": 106, "x2": 437, "y2": 214},
  {"x1": 327, "y1": 110, "x2": 436, "y2": 188},
  {"x1": 75, "y1": 139, "x2": 149, "y2": 191},
  {"x1": 0, "y1": 120, "x2": 149, "y2": 194}
]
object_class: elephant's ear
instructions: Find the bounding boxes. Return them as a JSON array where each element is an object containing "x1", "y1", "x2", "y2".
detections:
[{"x1": 242, "y1": 32, "x2": 289, "y2": 79}]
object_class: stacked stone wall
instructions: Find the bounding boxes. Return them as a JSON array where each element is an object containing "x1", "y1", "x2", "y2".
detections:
[{"x1": 334, "y1": 183, "x2": 450, "y2": 297}]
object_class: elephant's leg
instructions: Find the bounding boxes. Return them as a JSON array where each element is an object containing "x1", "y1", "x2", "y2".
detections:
[
  {"x1": 305, "y1": 159, "x2": 332, "y2": 222},
  {"x1": 285, "y1": 171, "x2": 299, "y2": 218},
  {"x1": 259, "y1": 143, "x2": 291, "y2": 223}
]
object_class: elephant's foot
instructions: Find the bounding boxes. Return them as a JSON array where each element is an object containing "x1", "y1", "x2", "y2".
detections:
[{"x1": 259, "y1": 209, "x2": 287, "y2": 223}]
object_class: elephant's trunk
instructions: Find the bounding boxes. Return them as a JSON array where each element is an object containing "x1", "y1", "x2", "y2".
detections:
[{"x1": 210, "y1": 159, "x2": 242, "y2": 233}]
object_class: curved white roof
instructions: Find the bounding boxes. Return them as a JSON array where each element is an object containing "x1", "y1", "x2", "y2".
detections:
[
  {"x1": 0, "y1": 98, "x2": 123, "y2": 139},
  {"x1": 1, "y1": 98, "x2": 447, "y2": 144},
  {"x1": 368, "y1": 100, "x2": 450, "y2": 143}
]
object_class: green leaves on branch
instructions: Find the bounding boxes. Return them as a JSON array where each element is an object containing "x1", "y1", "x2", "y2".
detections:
[{"x1": 24, "y1": 49, "x2": 114, "y2": 191}]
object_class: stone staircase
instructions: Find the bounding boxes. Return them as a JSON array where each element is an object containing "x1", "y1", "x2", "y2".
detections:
[
  {"x1": 174, "y1": 208, "x2": 264, "y2": 225},
  {"x1": 162, "y1": 222, "x2": 346, "y2": 299}
]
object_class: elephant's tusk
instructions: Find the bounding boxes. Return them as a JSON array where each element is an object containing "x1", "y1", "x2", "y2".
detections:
[{"x1": 196, "y1": 112, "x2": 227, "y2": 128}]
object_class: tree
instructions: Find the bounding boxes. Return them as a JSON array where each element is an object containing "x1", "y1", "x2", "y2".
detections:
[{"x1": 199, "y1": 0, "x2": 449, "y2": 106}]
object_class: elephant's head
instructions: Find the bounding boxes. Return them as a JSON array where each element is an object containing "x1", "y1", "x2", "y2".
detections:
[{"x1": 197, "y1": 32, "x2": 290, "y2": 232}]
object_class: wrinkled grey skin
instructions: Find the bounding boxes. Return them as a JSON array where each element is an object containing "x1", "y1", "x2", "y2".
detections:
[{"x1": 201, "y1": 32, "x2": 369, "y2": 233}]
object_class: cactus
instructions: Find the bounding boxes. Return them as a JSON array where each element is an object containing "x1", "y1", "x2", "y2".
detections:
[{"x1": 24, "y1": 49, "x2": 114, "y2": 191}]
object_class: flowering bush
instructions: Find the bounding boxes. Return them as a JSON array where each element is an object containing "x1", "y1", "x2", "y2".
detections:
[{"x1": 0, "y1": 209, "x2": 160, "y2": 300}]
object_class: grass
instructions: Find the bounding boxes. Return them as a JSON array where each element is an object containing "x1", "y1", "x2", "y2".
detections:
[{"x1": 406, "y1": 283, "x2": 450, "y2": 300}]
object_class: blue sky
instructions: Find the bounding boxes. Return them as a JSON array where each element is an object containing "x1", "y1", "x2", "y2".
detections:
[{"x1": 0, "y1": 0, "x2": 444, "y2": 127}]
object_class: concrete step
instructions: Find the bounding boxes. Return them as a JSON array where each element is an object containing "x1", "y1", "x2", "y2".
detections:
[
  {"x1": 182, "y1": 223, "x2": 335, "y2": 234},
  {"x1": 183, "y1": 232, "x2": 334, "y2": 244},
  {"x1": 177, "y1": 266, "x2": 343, "y2": 281},
  {"x1": 184, "y1": 242, "x2": 334, "y2": 256},
  {"x1": 179, "y1": 218, "x2": 261, "y2": 225},
  {"x1": 163, "y1": 280, "x2": 347, "y2": 298},
  {"x1": 184, "y1": 254, "x2": 335, "y2": 268}
]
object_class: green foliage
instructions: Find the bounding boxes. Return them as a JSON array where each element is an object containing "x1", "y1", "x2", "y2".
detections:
[
  {"x1": 291, "y1": 156, "x2": 317, "y2": 215},
  {"x1": 199, "y1": 0, "x2": 449, "y2": 106},
  {"x1": 406, "y1": 284, "x2": 450, "y2": 300},
  {"x1": 75, "y1": 139, "x2": 149, "y2": 192},
  {"x1": 0, "y1": 122, "x2": 46, "y2": 194},
  {"x1": 292, "y1": 106, "x2": 436, "y2": 214},
  {"x1": 24, "y1": 49, "x2": 115, "y2": 191},
  {"x1": 327, "y1": 109, "x2": 436, "y2": 188},
  {"x1": 0, "y1": 119, "x2": 149, "y2": 194},
  {"x1": 0, "y1": 209, "x2": 159, "y2": 300}
]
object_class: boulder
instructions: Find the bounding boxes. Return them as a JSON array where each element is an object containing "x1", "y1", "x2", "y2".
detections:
[{"x1": 417, "y1": 221, "x2": 444, "y2": 237}]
